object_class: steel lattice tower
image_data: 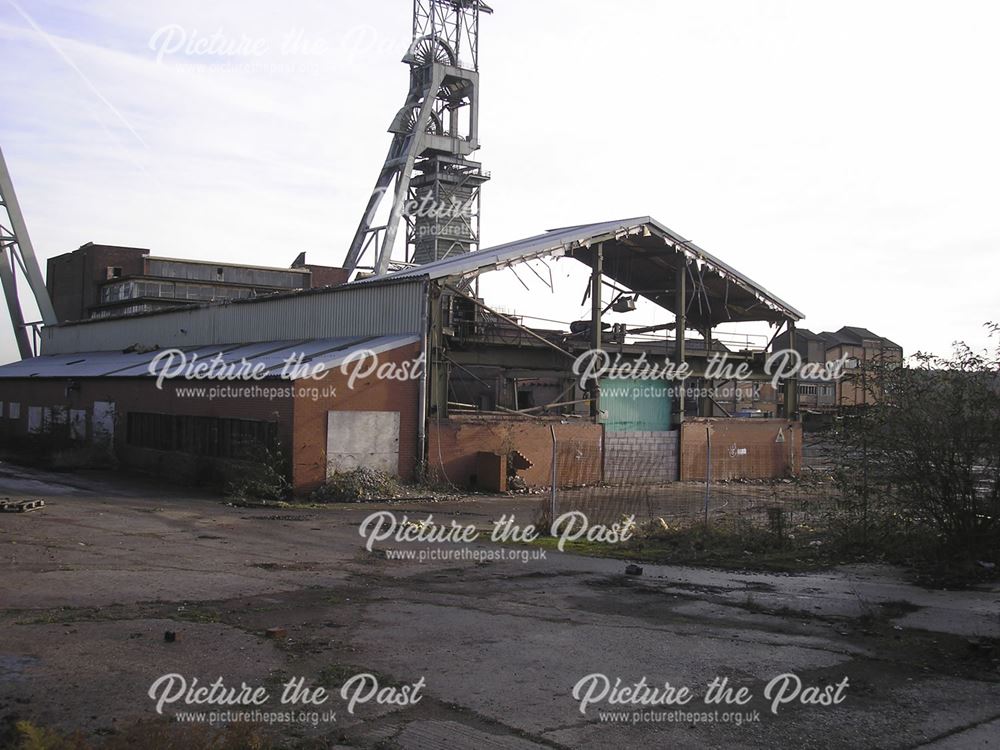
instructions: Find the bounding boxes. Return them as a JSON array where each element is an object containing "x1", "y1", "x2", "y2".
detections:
[
  {"x1": 0, "y1": 146, "x2": 57, "y2": 359},
  {"x1": 344, "y1": 0, "x2": 492, "y2": 276}
]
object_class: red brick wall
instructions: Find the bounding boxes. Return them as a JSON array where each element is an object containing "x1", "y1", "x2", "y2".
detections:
[
  {"x1": 291, "y1": 342, "x2": 422, "y2": 494},
  {"x1": 680, "y1": 418, "x2": 801, "y2": 481},
  {"x1": 427, "y1": 417, "x2": 603, "y2": 489},
  {"x1": 46, "y1": 245, "x2": 146, "y2": 322},
  {"x1": 0, "y1": 343, "x2": 423, "y2": 495},
  {"x1": 0, "y1": 377, "x2": 293, "y2": 481},
  {"x1": 304, "y1": 265, "x2": 350, "y2": 288}
]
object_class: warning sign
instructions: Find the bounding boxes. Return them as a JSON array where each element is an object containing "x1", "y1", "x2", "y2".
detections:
[{"x1": 775, "y1": 428, "x2": 786, "y2": 444}]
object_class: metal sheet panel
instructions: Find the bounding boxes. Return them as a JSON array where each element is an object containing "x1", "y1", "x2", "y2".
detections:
[
  {"x1": 599, "y1": 377, "x2": 672, "y2": 432},
  {"x1": 361, "y1": 216, "x2": 804, "y2": 321},
  {"x1": 41, "y1": 279, "x2": 425, "y2": 355},
  {"x1": 368, "y1": 217, "x2": 644, "y2": 283},
  {"x1": 0, "y1": 334, "x2": 420, "y2": 379}
]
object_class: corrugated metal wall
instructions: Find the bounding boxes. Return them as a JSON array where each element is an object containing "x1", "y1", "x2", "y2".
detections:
[
  {"x1": 42, "y1": 279, "x2": 427, "y2": 354},
  {"x1": 599, "y1": 377, "x2": 673, "y2": 432}
]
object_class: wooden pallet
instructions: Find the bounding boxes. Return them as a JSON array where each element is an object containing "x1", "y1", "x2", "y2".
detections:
[{"x1": 0, "y1": 499, "x2": 45, "y2": 513}]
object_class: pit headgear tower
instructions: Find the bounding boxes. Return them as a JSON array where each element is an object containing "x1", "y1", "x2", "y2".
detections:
[
  {"x1": 0, "y1": 146, "x2": 57, "y2": 359},
  {"x1": 343, "y1": 0, "x2": 492, "y2": 276}
]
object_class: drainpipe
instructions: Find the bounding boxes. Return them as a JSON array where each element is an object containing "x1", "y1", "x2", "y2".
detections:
[{"x1": 416, "y1": 278, "x2": 429, "y2": 480}]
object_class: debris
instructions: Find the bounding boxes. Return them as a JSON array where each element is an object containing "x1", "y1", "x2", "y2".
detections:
[
  {"x1": 625, "y1": 564, "x2": 643, "y2": 576},
  {"x1": 122, "y1": 343, "x2": 160, "y2": 354},
  {"x1": 976, "y1": 560, "x2": 996, "y2": 571},
  {"x1": 163, "y1": 631, "x2": 177, "y2": 643},
  {"x1": 0, "y1": 499, "x2": 46, "y2": 513},
  {"x1": 265, "y1": 627, "x2": 287, "y2": 640},
  {"x1": 310, "y1": 467, "x2": 405, "y2": 503}
]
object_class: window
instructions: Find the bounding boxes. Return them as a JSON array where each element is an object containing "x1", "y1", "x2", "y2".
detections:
[
  {"x1": 798, "y1": 384, "x2": 818, "y2": 395},
  {"x1": 107, "y1": 266, "x2": 123, "y2": 279},
  {"x1": 126, "y1": 412, "x2": 277, "y2": 459}
]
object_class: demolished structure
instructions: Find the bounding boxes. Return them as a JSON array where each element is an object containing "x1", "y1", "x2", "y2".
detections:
[
  {"x1": 0, "y1": 2, "x2": 809, "y2": 493},
  {"x1": 0, "y1": 217, "x2": 805, "y2": 493}
]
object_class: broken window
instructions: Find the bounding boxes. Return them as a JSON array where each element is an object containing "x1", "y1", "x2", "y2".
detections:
[{"x1": 126, "y1": 412, "x2": 277, "y2": 459}]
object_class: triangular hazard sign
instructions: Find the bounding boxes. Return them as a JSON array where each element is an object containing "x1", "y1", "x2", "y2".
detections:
[{"x1": 775, "y1": 428, "x2": 785, "y2": 444}]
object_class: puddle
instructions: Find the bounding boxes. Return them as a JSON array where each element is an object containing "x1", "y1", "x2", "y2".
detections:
[{"x1": 0, "y1": 653, "x2": 40, "y2": 679}]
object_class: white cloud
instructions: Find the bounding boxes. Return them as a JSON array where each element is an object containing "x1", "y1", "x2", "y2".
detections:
[{"x1": 0, "y1": 0, "x2": 998, "y2": 364}]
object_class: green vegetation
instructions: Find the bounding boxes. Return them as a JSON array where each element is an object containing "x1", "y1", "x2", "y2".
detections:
[
  {"x1": 830, "y1": 322, "x2": 1000, "y2": 581},
  {"x1": 225, "y1": 445, "x2": 292, "y2": 505},
  {"x1": 8, "y1": 719, "x2": 275, "y2": 750},
  {"x1": 517, "y1": 515, "x2": 833, "y2": 573}
]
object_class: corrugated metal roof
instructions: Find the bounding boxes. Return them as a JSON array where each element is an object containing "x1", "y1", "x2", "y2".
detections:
[
  {"x1": 358, "y1": 216, "x2": 804, "y2": 323},
  {"x1": 360, "y1": 217, "x2": 641, "y2": 282},
  {"x1": 0, "y1": 334, "x2": 420, "y2": 379}
]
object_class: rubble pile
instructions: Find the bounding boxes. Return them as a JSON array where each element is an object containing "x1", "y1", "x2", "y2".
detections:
[{"x1": 311, "y1": 467, "x2": 406, "y2": 503}]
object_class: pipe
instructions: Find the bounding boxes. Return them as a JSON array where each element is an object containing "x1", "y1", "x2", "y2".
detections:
[{"x1": 416, "y1": 278, "x2": 429, "y2": 479}]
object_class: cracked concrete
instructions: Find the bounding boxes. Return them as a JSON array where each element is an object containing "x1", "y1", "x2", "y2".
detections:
[{"x1": 0, "y1": 463, "x2": 998, "y2": 748}]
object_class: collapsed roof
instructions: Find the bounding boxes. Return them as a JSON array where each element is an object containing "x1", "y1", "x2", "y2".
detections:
[{"x1": 367, "y1": 216, "x2": 804, "y2": 329}]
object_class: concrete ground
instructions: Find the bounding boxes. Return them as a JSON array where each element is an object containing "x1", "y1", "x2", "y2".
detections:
[{"x1": 0, "y1": 463, "x2": 998, "y2": 749}]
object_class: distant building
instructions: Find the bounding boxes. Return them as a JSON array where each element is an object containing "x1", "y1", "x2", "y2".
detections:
[
  {"x1": 819, "y1": 326, "x2": 903, "y2": 408},
  {"x1": 709, "y1": 378, "x2": 781, "y2": 418},
  {"x1": 776, "y1": 328, "x2": 837, "y2": 413},
  {"x1": 46, "y1": 243, "x2": 349, "y2": 322},
  {"x1": 774, "y1": 325, "x2": 903, "y2": 412}
]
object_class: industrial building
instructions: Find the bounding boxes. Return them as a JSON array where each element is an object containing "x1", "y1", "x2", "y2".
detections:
[
  {"x1": 0, "y1": 1, "x2": 810, "y2": 495},
  {"x1": 0, "y1": 217, "x2": 806, "y2": 494},
  {"x1": 46, "y1": 243, "x2": 348, "y2": 322},
  {"x1": 773, "y1": 326, "x2": 903, "y2": 413}
]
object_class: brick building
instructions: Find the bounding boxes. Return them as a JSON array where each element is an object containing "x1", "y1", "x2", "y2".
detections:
[
  {"x1": 46, "y1": 243, "x2": 348, "y2": 322},
  {"x1": 773, "y1": 325, "x2": 903, "y2": 412},
  {"x1": 2, "y1": 217, "x2": 809, "y2": 494},
  {"x1": 0, "y1": 334, "x2": 421, "y2": 493}
]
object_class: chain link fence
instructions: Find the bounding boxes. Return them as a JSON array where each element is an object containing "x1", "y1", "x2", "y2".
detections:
[{"x1": 548, "y1": 430, "x2": 840, "y2": 531}]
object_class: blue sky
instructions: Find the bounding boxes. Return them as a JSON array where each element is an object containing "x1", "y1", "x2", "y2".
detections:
[{"x1": 1, "y1": 0, "x2": 998, "y2": 364}]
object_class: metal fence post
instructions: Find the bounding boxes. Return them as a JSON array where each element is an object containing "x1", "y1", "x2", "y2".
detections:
[
  {"x1": 704, "y1": 424, "x2": 712, "y2": 526},
  {"x1": 550, "y1": 424, "x2": 558, "y2": 523}
]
